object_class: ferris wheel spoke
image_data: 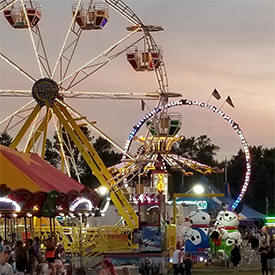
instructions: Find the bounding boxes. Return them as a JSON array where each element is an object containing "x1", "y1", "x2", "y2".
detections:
[
  {"x1": 51, "y1": 0, "x2": 83, "y2": 80},
  {"x1": 31, "y1": 25, "x2": 52, "y2": 77},
  {"x1": 62, "y1": 90, "x2": 159, "y2": 100},
  {"x1": 0, "y1": 52, "x2": 36, "y2": 83},
  {"x1": 56, "y1": 98, "x2": 134, "y2": 160},
  {"x1": 0, "y1": 89, "x2": 31, "y2": 97},
  {"x1": 61, "y1": 128, "x2": 81, "y2": 182},
  {"x1": 0, "y1": 0, "x2": 18, "y2": 13},
  {"x1": 104, "y1": 0, "x2": 142, "y2": 26},
  {"x1": 20, "y1": 0, "x2": 43, "y2": 78},
  {"x1": 65, "y1": 35, "x2": 144, "y2": 90},
  {"x1": 58, "y1": 28, "x2": 141, "y2": 87},
  {"x1": 50, "y1": 108, "x2": 71, "y2": 177},
  {"x1": 0, "y1": 99, "x2": 35, "y2": 127}
]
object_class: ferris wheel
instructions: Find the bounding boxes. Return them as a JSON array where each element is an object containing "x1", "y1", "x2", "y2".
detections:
[
  {"x1": 0, "y1": 0, "x2": 181, "y2": 179},
  {"x1": 1, "y1": 0, "x2": 182, "y2": 229}
]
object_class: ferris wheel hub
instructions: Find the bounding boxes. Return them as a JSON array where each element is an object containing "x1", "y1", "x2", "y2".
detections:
[{"x1": 32, "y1": 78, "x2": 59, "y2": 107}]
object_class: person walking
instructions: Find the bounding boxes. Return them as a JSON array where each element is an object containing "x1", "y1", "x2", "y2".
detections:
[
  {"x1": 230, "y1": 242, "x2": 241, "y2": 273},
  {"x1": 267, "y1": 240, "x2": 274, "y2": 275},
  {"x1": 14, "y1": 240, "x2": 28, "y2": 273},
  {"x1": 259, "y1": 241, "x2": 269, "y2": 275},
  {"x1": 172, "y1": 241, "x2": 184, "y2": 275},
  {"x1": 44, "y1": 235, "x2": 57, "y2": 275},
  {"x1": 32, "y1": 236, "x2": 42, "y2": 263},
  {"x1": 183, "y1": 254, "x2": 192, "y2": 275}
]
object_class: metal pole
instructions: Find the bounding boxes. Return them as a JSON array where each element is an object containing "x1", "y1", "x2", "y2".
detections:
[
  {"x1": 138, "y1": 169, "x2": 141, "y2": 194},
  {"x1": 16, "y1": 217, "x2": 18, "y2": 241},
  {"x1": 10, "y1": 218, "x2": 13, "y2": 242},
  {"x1": 24, "y1": 216, "x2": 28, "y2": 243},
  {"x1": 53, "y1": 217, "x2": 56, "y2": 234},
  {"x1": 173, "y1": 197, "x2": 176, "y2": 224},
  {"x1": 79, "y1": 215, "x2": 83, "y2": 269},
  {"x1": 50, "y1": 217, "x2": 53, "y2": 236},
  {"x1": 4, "y1": 216, "x2": 7, "y2": 240}
]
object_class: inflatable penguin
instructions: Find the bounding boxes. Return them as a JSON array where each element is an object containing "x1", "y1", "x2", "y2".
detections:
[
  {"x1": 210, "y1": 210, "x2": 242, "y2": 257},
  {"x1": 184, "y1": 210, "x2": 210, "y2": 253}
]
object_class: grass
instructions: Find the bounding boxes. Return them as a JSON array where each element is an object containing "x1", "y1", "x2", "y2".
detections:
[
  {"x1": 192, "y1": 268, "x2": 261, "y2": 275},
  {"x1": 168, "y1": 267, "x2": 261, "y2": 275}
]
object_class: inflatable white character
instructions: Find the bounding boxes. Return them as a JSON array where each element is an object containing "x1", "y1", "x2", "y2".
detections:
[
  {"x1": 184, "y1": 210, "x2": 210, "y2": 253},
  {"x1": 210, "y1": 210, "x2": 242, "y2": 256}
]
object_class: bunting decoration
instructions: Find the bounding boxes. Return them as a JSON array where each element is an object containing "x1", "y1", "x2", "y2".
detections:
[
  {"x1": 212, "y1": 89, "x2": 221, "y2": 100},
  {"x1": 225, "y1": 96, "x2": 234, "y2": 108},
  {"x1": 141, "y1": 100, "x2": 145, "y2": 111}
]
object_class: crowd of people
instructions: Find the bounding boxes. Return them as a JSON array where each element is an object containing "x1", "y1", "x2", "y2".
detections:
[
  {"x1": 0, "y1": 232, "x2": 274, "y2": 275},
  {"x1": 0, "y1": 235, "x2": 68, "y2": 275},
  {"x1": 171, "y1": 235, "x2": 275, "y2": 275}
]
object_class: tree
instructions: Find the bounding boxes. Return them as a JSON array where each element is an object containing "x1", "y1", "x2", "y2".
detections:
[
  {"x1": 170, "y1": 135, "x2": 221, "y2": 194},
  {"x1": 44, "y1": 128, "x2": 121, "y2": 189},
  {"x1": 80, "y1": 136, "x2": 121, "y2": 188},
  {"x1": 228, "y1": 146, "x2": 275, "y2": 214},
  {"x1": 44, "y1": 138, "x2": 60, "y2": 168},
  {"x1": 0, "y1": 132, "x2": 12, "y2": 146},
  {"x1": 172, "y1": 135, "x2": 220, "y2": 166}
]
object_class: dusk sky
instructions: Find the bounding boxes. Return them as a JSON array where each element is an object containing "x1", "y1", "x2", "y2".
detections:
[{"x1": 0, "y1": 0, "x2": 274, "y2": 161}]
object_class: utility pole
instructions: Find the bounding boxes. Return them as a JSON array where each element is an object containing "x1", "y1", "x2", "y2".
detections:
[{"x1": 266, "y1": 197, "x2": 269, "y2": 215}]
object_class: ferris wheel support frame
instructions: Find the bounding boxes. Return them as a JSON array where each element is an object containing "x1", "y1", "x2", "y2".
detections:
[
  {"x1": 58, "y1": 27, "x2": 142, "y2": 87},
  {"x1": 65, "y1": 35, "x2": 145, "y2": 90},
  {"x1": 10, "y1": 103, "x2": 41, "y2": 149},
  {"x1": 0, "y1": 53, "x2": 36, "y2": 83},
  {"x1": 0, "y1": 0, "x2": 18, "y2": 13},
  {"x1": 20, "y1": 0, "x2": 43, "y2": 78},
  {"x1": 51, "y1": 0, "x2": 82, "y2": 81},
  {"x1": 104, "y1": 0, "x2": 142, "y2": 26},
  {"x1": 53, "y1": 101, "x2": 139, "y2": 229}
]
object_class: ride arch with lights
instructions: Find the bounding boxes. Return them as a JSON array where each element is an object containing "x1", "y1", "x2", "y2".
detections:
[{"x1": 122, "y1": 99, "x2": 251, "y2": 210}]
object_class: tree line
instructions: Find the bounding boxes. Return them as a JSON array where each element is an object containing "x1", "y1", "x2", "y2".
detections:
[{"x1": 0, "y1": 131, "x2": 274, "y2": 215}]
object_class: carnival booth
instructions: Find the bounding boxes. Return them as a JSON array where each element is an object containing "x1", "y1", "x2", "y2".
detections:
[{"x1": 0, "y1": 145, "x2": 103, "y2": 252}]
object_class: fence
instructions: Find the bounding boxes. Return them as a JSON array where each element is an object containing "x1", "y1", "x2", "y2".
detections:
[{"x1": 187, "y1": 248, "x2": 260, "y2": 270}]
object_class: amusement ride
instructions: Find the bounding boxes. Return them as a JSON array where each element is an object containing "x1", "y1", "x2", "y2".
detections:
[{"x1": 0, "y1": 0, "x2": 252, "y2": 272}]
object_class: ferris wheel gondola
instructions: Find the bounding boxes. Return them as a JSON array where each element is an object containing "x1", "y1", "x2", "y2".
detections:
[
  {"x1": 3, "y1": 0, "x2": 41, "y2": 29},
  {"x1": 72, "y1": 1, "x2": 109, "y2": 30}
]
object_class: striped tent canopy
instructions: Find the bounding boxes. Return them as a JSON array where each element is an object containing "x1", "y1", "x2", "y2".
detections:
[
  {"x1": 0, "y1": 144, "x2": 83, "y2": 193},
  {"x1": 0, "y1": 145, "x2": 102, "y2": 216}
]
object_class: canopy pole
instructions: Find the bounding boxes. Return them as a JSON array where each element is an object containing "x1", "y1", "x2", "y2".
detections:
[
  {"x1": 10, "y1": 218, "x2": 13, "y2": 241},
  {"x1": 24, "y1": 216, "x2": 28, "y2": 244},
  {"x1": 50, "y1": 218, "x2": 53, "y2": 236},
  {"x1": 4, "y1": 217, "x2": 7, "y2": 240},
  {"x1": 16, "y1": 218, "x2": 19, "y2": 241},
  {"x1": 53, "y1": 217, "x2": 56, "y2": 234}
]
